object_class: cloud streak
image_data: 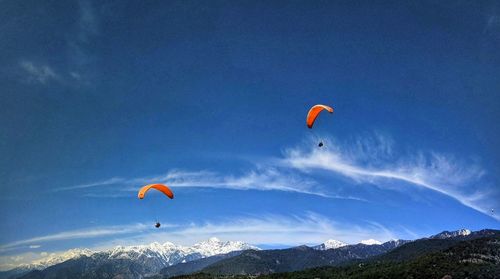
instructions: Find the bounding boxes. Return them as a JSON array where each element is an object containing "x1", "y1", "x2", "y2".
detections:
[
  {"x1": 1, "y1": 213, "x2": 402, "y2": 256},
  {"x1": 54, "y1": 133, "x2": 497, "y2": 220},
  {"x1": 64, "y1": 0, "x2": 100, "y2": 84},
  {"x1": 56, "y1": 177, "x2": 125, "y2": 191},
  {"x1": 19, "y1": 61, "x2": 61, "y2": 84},
  {"x1": 280, "y1": 134, "x2": 497, "y2": 218},
  {"x1": 0, "y1": 224, "x2": 150, "y2": 253},
  {"x1": 143, "y1": 213, "x2": 398, "y2": 247},
  {"x1": 56, "y1": 168, "x2": 359, "y2": 200},
  {"x1": 0, "y1": 213, "x2": 409, "y2": 270},
  {"x1": 155, "y1": 169, "x2": 335, "y2": 198},
  {"x1": 57, "y1": 133, "x2": 496, "y2": 213}
]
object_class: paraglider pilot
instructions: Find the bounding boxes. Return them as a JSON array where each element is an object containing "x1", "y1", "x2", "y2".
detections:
[
  {"x1": 306, "y1": 104, "x2": 333, "y2": 149},
  {"x1": 138, "y1": 184, "x2": 174, "y2": 229}
]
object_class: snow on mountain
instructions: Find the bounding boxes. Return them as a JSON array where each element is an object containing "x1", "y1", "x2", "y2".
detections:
[
  {"x1": 360, "y1": 239, "x2": 382, "y2": 245},
  {"x1": 381, "y1": 239, "x2": 412, "y2": 249},
  {"x1": 11, "y1": 238, "x2": 258, "y2": 274},
  {"x1": 313, "y1": 239, "x2": 348, "y2": 250},
  {"x1": 16, "y1": 248, "x2": 95, "y2": 271},
  {"x1": 187, "y1": 237, "x2": 256, "y2": 256},
  {"x1": 430, "y1": 229, "x2": 471, "y2": 239},
  {"x1": 102, "y1": 237, "x2": 258, "y2": 271}
]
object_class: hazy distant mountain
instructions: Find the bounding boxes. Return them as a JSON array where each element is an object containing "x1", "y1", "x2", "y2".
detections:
[
  {"x1": 28, "y1": 249, "x2": 95, "y2": 271},
  {"x1": 15, "y1": 238, "x2": 257, "y2": 279},
  {"x1": 0, "y1": 249, "x2": 94, "y2": 279}
]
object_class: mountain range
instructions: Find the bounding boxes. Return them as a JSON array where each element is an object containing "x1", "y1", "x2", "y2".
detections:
[
  {"x1": 256, "y1": 229, "x2": 500, "y2": 279},
  {"x1": 0, "y1": 237, "x2": 256, "y2": 279},
  {"x1": 192, "y1": 239, "x2": 410, "y2": 277},
  {"x1": 178, "y1": 229, "x2": 499, "y2": 279},
  {"x1": 312, "y1": 239, "x2": 348, "y2": 250},
  {"x1": 3, "y1": 229, "x2": 498, "y2": 279}
]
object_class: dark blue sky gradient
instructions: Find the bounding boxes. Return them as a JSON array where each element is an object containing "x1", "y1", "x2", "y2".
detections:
[{"x1": 1, "y1": 0, "x2": 499, "y2": 257}]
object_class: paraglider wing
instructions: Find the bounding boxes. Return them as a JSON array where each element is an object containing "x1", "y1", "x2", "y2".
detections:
[
  {"x1": 138, "y1": 184, "x2": 174, "y2": 199},
  {"x1": 306, "y1": 104, "x2": 334, "y2": 129}
]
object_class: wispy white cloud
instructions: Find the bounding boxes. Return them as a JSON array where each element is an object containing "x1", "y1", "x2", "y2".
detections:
[
  {"x1": 280, "y1": 134, "x2": 498, "y2": 219},
  {"x1": 2, "y1": 213, "x2": 401, "y2": 253},
  {"x1": 57, "y1": 168, "x2": 359, "y2": 200},
  {"x1": 77, "y1": 0, "x2": 99, "y2": 43},
  {"x1": 484, "y1": 14, "x2": 500, "y2": 33},
  {"x1": 70, "y1": 71, "x2": 82, "y2": 80},
  {"x1": 19, "y1": 61, "x2": 61, "y2": 84},
  {"x1": 159, "y1": 168, "x2": 334, "y2": 198},
  {"x1": 65, "y1": 0, "x2": 99, "y2": 84},
  {"x1": 55, "y1": 177, "x2": 124, "y2": 191},
  {"x1": 56, "y1": 132, "x2": 497, "y2": 218},
  {"x1": 0, "y1": 255, "x2": 27, "y2": 271},
  {"x1": 0, "y1": 252, "x2": 45, "y2": 271},
  {"x1": 149, "y1": 213, "x2": 398, "y2": 247},
  {"x1": 0, "y1": 224, "x2": 150, "y2": 253},
  {"x1": 9, "y1": 256, "x2": 23, "y2": 262},
  {"x1": 0, "y1": 213, "x2": 406, "y2": 270},
  {"x1": 28, "y1": 245, "x2": 40, "y2": 249}
]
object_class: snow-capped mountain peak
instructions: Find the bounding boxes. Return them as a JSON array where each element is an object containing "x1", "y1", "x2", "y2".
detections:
[
  {"x1": 381, "y1": 239, "x2": 412, "y2": 249},
  {"x1": 431, "y1": 229, "x2": 471, "y2": 239},
  {"x1": 360, "y1": 239, "x2": 382, "y2": 245},
  {"x1": 17, "y1": 248, "x2": 95, "y2": 271},
  {"x1": 385, "y1": 239, "x2": 403, "y2": 245},
  {"x1": 14, "y1": 238, "x2": 258, "y2": 274},
  {"x1": 313, "y1": 239, "x2": 348, "y2": 250},
  {"x1": 189, "y1": 237, "x2": 258, "y2": 257}
]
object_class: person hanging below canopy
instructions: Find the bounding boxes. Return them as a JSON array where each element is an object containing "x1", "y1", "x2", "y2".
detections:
[
  {"x1": 138, "y1": 184, "x2": 174, "y2": 228},
  {"x1": 306, "y1": 104, "x2": 334, "y2": 147}
]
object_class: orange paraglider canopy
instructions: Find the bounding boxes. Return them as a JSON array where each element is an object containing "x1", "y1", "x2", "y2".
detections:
[
  {"x1": 306, "y1": 104, "x2": 334, "y2": 129},
  {"x1": 138, "y1": 184, "x2": 174, "y2": 199}
]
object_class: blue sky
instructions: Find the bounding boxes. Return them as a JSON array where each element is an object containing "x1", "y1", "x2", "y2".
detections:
[{"x1": 1, "y1": 0, "x2": 500, "y2": 269}]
